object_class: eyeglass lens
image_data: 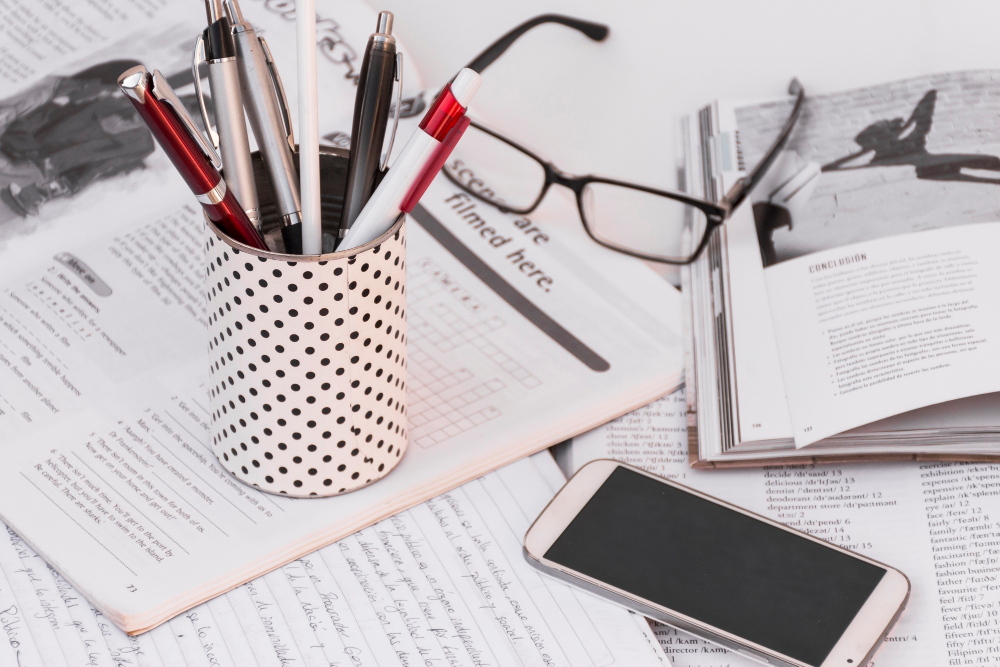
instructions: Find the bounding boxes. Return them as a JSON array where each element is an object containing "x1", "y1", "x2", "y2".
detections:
[
  {"x1": 444, "y1": 124, "x2": 546, "y2": 211},
  {"x1": 580, "y1": 183, "x2": 708, "y2": 262}
]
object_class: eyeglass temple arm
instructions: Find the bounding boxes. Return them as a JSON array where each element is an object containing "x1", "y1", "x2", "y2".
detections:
[
  {"x1": 723, "y1": 78, "x2": 805, "y2": 211},
  {"x1": 463, "y1": 15, "x2": 609, "y2": 74}
]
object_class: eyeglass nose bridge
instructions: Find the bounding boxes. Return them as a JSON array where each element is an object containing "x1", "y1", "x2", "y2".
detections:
[{"x1": 547, "y1": 165, "x2": 586, "y2": 192}]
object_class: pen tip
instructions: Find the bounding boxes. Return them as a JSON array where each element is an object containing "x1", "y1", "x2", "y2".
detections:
[{"x1": 377, "y1": 11, "x2": 393, "y2": 36}]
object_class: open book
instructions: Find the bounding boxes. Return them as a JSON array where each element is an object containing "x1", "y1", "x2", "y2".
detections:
[
  {"x1": 684, "y1": 71, "x2": 1000, "y2": 466},
  {"x1": 0, "y1": 0, "x2": 683, "y2": 634}
]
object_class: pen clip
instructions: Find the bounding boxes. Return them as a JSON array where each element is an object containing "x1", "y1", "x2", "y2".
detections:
[
  {"x1": 258, "y1": 36, "x2": 295, "y2": 151},
  {"x1": 150, "y1": 69, "x2": 223, "y2": 171},
  {"x1": 191, "y1": 33, "x2": 220, "y2": 149},
  {"x1": 380, "y1": 52, "x2": 404, "y2": 172}
]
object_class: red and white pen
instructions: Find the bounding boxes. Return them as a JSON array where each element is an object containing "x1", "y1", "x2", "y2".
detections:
[
  {"x1": 400, "y1": 115, "x2": 471, "y2": 214},
  {"x1": 118, "y1": 65, "x2": 269, "y2": 251},
  {"x1": 340, "y1": 68, "x2": 482, "y2": 250}
]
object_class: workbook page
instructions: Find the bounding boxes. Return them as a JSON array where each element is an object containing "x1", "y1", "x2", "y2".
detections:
[
  {"x1": 0, "y1": 179, "x2": 681, "y2": 633},
  {"x1": 0, "y1": 452, "x2": 667, "y2": 667},
  {"x1": 567, "y1": 388, "x2": 1000, "y2": 667}
]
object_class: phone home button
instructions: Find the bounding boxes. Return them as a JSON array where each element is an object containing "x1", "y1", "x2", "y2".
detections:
[{"x1": 736, "y1": 648, "x2": 769, "y2": 663}]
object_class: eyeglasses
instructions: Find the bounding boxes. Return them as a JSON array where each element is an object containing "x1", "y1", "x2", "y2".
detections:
[{"x1": 441, "y1": 15, "x2": 805, "y2": 264}]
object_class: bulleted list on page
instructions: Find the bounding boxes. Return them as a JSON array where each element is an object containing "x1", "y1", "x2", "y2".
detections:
[{"x1": 764, "y1": 223, "x2": 1000, "y2": 446}]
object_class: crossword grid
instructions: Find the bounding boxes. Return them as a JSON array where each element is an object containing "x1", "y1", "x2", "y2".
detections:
[
  {"x1": 408, "y1": 339, "x2": 503, "y2": 448},
  {"x1": 406, "y1": 259, "x2": 542, "y2": 448}
]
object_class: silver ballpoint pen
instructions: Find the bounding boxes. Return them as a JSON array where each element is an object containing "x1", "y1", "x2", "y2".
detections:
[
  {"x1": 224, "y1": 0, "x2": 303, "y2": 253},
  {"x1": 194, "y1": 0, "x2": 261, "y2": 229}
]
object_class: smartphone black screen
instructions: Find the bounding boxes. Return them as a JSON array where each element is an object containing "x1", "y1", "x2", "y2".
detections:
[{"x1": 544, "y1": 467, "x2": 886, "y2": 666}]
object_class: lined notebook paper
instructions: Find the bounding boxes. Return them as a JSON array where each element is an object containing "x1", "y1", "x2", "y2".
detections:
[{"x1": 0, "y1": 451, "x2": 665, "y2": 666}]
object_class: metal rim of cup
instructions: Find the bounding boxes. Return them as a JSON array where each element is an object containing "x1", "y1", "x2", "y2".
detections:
[{"x1": 205, "y1": 212, "x2": 406, "y2": 262}]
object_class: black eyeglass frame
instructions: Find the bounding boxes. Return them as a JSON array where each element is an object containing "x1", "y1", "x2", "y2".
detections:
[{"x1": 445, "y1": 15, "x2": 806, "y2": 264}]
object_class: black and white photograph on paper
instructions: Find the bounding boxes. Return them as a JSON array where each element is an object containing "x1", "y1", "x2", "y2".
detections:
[
  {"x1": 735, "y1": 71, "x2": 1000, "y2": 267},
  {"x1": 0, "y1": 25, "x2": 207, "y2": 240}
]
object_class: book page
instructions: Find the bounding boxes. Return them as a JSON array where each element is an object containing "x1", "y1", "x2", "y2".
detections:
[
  {"x1": 732, "y1": 72, "x2": 1000, "y2": 446},
  {"x1": 0, "y1": 451, "x2": 668, "y2": 666},
  {"x1": 566, "y1": 388, "x2": 1000, "y2": 666},
  {"x1": 766, "y1": 224, "x2": 1000, "y2": 445},
  {"x1": 682, "y1": 100, "x2": 796, "y2": 451}
]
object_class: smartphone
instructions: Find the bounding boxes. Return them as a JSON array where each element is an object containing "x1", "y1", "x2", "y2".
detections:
[{"x1": 523, "y1": 460, "x2": 909, "y2": 667}]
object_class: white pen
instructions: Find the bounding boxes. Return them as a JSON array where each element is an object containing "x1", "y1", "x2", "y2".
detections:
[
  {"x1": 296, "y1": 0, "x2": 322, "y2": 254},
  {"x1": 340, "y1": 68, "x2": 482, "y2": 250}
]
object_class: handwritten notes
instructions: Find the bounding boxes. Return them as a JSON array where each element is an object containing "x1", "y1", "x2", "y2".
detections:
[{"x1": 0, "y1": 452, "x2": 665, "y2": 666}]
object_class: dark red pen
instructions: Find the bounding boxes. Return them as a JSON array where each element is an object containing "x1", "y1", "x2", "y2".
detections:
[{"x1": 117, "y1": 65, "x2": 268, "y2": 251}]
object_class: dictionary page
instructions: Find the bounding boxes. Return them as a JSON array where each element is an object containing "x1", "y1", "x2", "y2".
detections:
[
  {"x1": 0, "y1": 452, "x2": 667, "y2": 666},
  {"x1": 567, "y1": 388, "x2": 1000, "y2": 666}
]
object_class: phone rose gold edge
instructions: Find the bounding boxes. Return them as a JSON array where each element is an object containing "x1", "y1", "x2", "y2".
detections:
[{"x1": 523, "y1": 459, "x2": 911, "y2": 667}]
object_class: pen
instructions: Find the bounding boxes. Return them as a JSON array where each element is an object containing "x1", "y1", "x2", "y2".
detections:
[
  {"x1": 340, "y1": 11, "x2": 398, "y2": 235},
  {"x1": 296, "y1": 0, "x2": 322, "y2": 254},
  {"x1": 399, "y1": 115, "x2": 471, "y2": 214},
  {"x1": 224, "y1": 0, "x2": 304, "y2": 254},
  {"x1": 193, "y1": 0, "x2": 262, "y2": 229},
  {"x1": 340, "y1": 68, "x2": 481, "y2": 251},
  {"x1": 118, "y1": 66, "x2": 268, "y2": 251}
]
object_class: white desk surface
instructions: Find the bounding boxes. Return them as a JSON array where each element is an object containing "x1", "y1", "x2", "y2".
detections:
[{"x1": 369, "y1": 0, "x2": 1000, "y2": 208}]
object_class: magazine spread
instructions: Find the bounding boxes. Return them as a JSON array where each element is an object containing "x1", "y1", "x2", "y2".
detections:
[
  {"x1": 682, "y1": 76, "x2": 1000, "y2": 465},
  {"x1": 735, "y1": 72, "x2": 1000, "y2": 447}
]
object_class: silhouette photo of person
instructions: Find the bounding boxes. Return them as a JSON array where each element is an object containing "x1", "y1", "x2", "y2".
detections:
[{"x1": 822, "y1": 89, "x2": 1000, "y2": 183}]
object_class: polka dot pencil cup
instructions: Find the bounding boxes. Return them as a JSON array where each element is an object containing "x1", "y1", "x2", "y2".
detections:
[{"x1": 203, "y1": 147, "x2": 407, "y2": 497}]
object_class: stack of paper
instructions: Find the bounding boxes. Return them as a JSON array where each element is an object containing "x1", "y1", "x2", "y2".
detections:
[
  {"x1": 0, "y1": 452, "x2": 668, "y2": 666},
  {"x1": 0, "y1": 0, "x2": 682, "y2": 636}
]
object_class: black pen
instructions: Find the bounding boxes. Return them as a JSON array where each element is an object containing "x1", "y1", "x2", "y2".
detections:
[{"x1": 340, "y1": 11, "x2": 398, "y2": 237}]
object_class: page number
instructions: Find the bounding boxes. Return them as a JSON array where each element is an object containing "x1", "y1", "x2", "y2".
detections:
[{"x1": 126, "y1": 584, "x2": 138, "y2": 593}]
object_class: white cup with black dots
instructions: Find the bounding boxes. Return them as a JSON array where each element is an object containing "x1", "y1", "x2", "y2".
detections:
[{"x1": 203, "y1": 147, "x2": 408, "y2": 497}]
